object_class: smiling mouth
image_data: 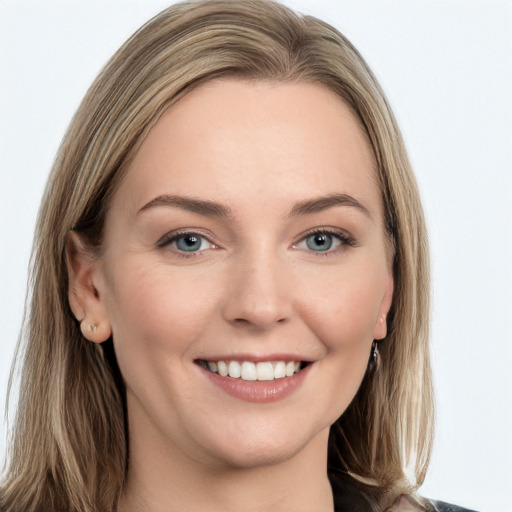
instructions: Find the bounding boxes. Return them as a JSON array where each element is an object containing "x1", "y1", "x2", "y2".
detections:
[{"x1": 196, "y1": 360, "x2": 311, "y2": 381}]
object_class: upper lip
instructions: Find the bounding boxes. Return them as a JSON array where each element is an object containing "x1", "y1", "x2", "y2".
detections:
[{"x1": 195, "y1": 353, "x2": 315, "y2": 363}]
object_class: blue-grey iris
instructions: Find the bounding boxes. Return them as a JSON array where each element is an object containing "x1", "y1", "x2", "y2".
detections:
[
  {"x1": 176, "y1": 235, "x2": 202, "y2": 252},
  {"x1": 306, "y1": 233, "x2": 333, "y2": 252}
]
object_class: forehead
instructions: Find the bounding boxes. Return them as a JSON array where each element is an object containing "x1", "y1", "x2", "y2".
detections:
[{"x1": 113, "y1": 79, "x2": 380, "y2": 219}]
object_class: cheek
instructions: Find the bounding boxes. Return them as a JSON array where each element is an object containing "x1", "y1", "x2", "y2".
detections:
[
  {"x1": 297, "y1": 263, "x2": 386, "y2": 423},
  {"x1": 104, "y1": 261, "x2": 220, "y2": 363},
  {"x1": 296, "y1": 260, "x2": 387, "y2": 350}
]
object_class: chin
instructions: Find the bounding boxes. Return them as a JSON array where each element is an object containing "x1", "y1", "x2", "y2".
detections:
[
  {"x1": 213, "y1": 441, "x2": 303, "y2": 470},
  {"x1": 198, "y1": 421, "x2": 327, "y2": 470}
]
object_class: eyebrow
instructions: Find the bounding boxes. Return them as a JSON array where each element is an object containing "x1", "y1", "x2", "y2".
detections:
[
  {"x1": 138, "y1": 192, "x2": 371, "y2": 220},
  {"x1": 288, "y1": 193, "x2": 372, "y2": 220},
  {"x1": 138, "y1": 195, "x2": 233, "y2": 218}
]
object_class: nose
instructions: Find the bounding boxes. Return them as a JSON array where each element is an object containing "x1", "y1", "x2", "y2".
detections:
[{"x1": 221, "y1": 249, "x2": 293, "y2": 331}]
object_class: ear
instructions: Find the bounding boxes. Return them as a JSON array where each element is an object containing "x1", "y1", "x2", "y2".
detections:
[
  {"x1": 373, "y1": 275, "x2": 394, "y2": 340},
  {"x1": 66, "y1": 231, "x2": 112, "y2": 344}
]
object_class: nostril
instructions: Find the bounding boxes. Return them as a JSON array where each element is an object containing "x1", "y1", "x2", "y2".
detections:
[{"x1": 232, "y1": 316, "x2": 288, "y2": 328}]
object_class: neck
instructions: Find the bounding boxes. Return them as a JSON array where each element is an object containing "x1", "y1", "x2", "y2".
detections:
[{"x1": 118, "y1": 416, "x2": 334, "y2": 512}]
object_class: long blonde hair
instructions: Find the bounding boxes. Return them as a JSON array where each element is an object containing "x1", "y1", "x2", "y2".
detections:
[{"x1": 1, "y1": 1, "x2": 432, "y2": 510}]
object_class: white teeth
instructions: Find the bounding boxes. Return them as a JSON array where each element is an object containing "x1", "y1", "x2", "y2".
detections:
[
  {"x1": 285, "y1": 361, "x2": 296, "y2": 377},
  {"x1": 228, "y1": 360, "x2": 241, "y2": 378},
  {"x1": 273, "y1": 361, "x2": 286, "y2": 379},
  {"x1": 256, "y1": 362, "x2": 274, "y2": 381},
  {"x1": 241, "y1": 361, "x2": 257, "y2": 381},
  {"x1": 217, "y1": 360, "x2": 228, "y2": 377},
  {"x1": 203, "y1": 360, "x2": 304, "y2": 380}
]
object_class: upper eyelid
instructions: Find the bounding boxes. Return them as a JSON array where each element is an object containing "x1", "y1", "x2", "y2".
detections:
[
  {"x1": 292, "y1": 227, "x2": 355, "y2": 246},
  {"x1": 157, "y1": 228, "x2": 216, "y2": 247}
]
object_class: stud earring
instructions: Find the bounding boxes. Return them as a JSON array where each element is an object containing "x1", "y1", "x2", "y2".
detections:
[{"x1": 80, "y1": 320, "x2": 98, "y2": 338}]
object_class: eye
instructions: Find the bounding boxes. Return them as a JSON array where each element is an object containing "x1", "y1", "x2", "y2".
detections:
[
  {"x1": 158, "y1": 231, "x2": 216, "y2": 254},
  {"x1": 175, "y1": 234, "x2": 207, "y2": 252},
  {"x1": 293, "y1": 228, "x2": 355, "y2": 254},
  {"x1": 305, "y1": 233, "x2": 336, "y2": 252}
]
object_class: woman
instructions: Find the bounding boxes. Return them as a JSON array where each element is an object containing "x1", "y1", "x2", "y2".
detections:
[{"x1": 0, "y1": 1, "x2": 479, "y2": 511}]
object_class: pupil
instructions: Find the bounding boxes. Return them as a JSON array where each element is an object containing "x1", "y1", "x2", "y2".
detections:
[
  {"x1": 178, "y1": 235, "x2": 201, "y2": 251},
  {"x1": 307, "y1": 233, "x2": 332, "y2": 251},
  {"x1": 184, "y1": 236, "x2": 198, "y2": 246}
]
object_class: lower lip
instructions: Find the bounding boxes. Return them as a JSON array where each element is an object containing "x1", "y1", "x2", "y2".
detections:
[{"x1": 200, "y1": 364, "x2": 312, "y2": 403}]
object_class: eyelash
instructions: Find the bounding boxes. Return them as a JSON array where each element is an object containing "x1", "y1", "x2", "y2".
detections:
[
  {"x1": 292, "y1": 228, "x2": 356, "y2": 256},
  {"x1": 157, "y1": 227, "x2": 356, "y2": 258},
  {"x1": 157, "y1": 229, "x2": 217, "y2": 258}
]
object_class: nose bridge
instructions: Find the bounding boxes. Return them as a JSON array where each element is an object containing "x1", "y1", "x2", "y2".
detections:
[{"x1": 222, "y1": 242, "x2": 292, "y2": 329}]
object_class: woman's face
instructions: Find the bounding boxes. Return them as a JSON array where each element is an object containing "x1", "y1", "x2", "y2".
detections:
[{"x1": 90, "y1": 80, "x2": 393, "y2": 469}]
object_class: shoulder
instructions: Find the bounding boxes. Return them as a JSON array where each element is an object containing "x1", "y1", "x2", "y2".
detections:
[
  {"x1": 328, "y1": 471, "x2": 480, "y2": 512},
  {"x1": 386, "y1": 494, "x2": 480, "y2": 512}
]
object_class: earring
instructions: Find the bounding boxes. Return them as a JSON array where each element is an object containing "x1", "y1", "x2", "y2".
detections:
[
  {"x1": 80, "y1": 320, "x2": 98, "y2": 338},
  {"x1": 370, "y1": 340, "x2": 379, "y2": 365}
]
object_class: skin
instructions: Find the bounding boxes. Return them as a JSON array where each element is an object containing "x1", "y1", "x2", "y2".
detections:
[{"x1": 68, "y1": 80, "x2": 394, "y2": 512}]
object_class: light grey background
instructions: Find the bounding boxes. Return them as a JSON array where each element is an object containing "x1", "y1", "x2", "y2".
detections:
[{"x1": 1, "y1": 1, "x2": 511, "y2": 510}]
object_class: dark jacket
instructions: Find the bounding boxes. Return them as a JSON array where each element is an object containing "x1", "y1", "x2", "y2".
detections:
[
  {"x1": 428, "y1": 500, "x2": 480, "y2": 512},
  {"x1": 330, "y1": 471, "x2": 480, "y2": 512}
]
